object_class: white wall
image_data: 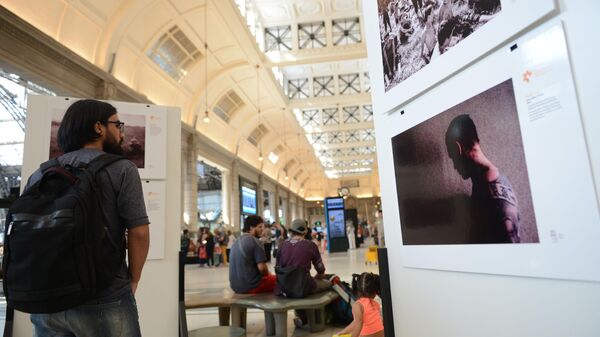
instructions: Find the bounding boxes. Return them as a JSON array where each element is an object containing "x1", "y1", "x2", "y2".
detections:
[{"x1": 371, "y1": 1, "x2": 600, "y2": 337}]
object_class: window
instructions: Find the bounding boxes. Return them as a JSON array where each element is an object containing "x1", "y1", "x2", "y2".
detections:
[
  {"x1": 313, "y1": 76, "x2": 335, "y2": 97},
  {"x1": 293, "y1": 169, "x2": 304, "y2": 180},
  {"x1": 346, "y1": 131, "x2": 361, "y2": 142},
  {"x1": 302, "y1": 109, "x2": 320, "y2": 127},
  {"x1": 364, "y1": 72, "x2": 371, "y2": 93},
  {"x1": 0, "y1": 69, "x2": 55, "y2": 198},
  {"x1": 265, "y1": 26, "x2": 292, "y2": 51},
  {"x1": 363, "y1": 129, "x2": 376, "y2": 141},
  {"x1": 343, "y1": 106, "x2": 360, "y2": 123},
  {"x1": 363, "y1": 105, "x2": 373, "y2": 122},
  {"x1": 147, "y1": 25, "x2": 202, "y2": 82},
  {"x1": 332, "y1": 18, "x2": 361, "y2": 46},
  {"x1": 247, "y1": 123, "x2": 269, "y2": 146},
  {"x1": 287, "y1": 79, "x2": 309, "y2": 99},
  {"x1": 322, "y1": 108, "x2": 339, "y2": 125},
  {"x1": 298, "y1": 22, "x2": 326, "y2": 49},
  {"x1": 339, "y1": 74, "x2": 360, "y2": 95},
  {"x1": 213, "y1": 90, "x2": 244, "y2": 122}
]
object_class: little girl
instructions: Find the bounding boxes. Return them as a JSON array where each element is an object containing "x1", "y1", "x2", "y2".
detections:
[{"x1": 336, "y1": 272, "x2": 384, "y2": 337}]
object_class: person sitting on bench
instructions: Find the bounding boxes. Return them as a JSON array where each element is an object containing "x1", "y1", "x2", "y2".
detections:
[{"x1": 229, "y1": 215, "x2": 276, "y2": 293}]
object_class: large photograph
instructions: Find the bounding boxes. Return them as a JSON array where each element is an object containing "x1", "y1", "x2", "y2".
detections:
[
  {"x1": 49, "y1": 110, "x2": 146, "y2": 168},
  {"x1": 391, "y1": 79, "x2": 538, "y2": 245},
  {"x1": 378, "y1": 0, "x2": 501, "y2": 92}
]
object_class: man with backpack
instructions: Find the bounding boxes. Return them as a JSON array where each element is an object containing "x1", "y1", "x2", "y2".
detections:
[
  {"x1": 5, "y1": 99, "x2": 150, "y2": 336},
  {"x1": 275, "y1": 218, "x2": 332, "y2": 327}
]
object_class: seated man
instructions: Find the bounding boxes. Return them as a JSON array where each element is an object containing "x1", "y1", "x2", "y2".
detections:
[
  {"x1": 229, "y1": 215, "x2": 276, "y2": 293},
  {"x1": 276, "y1": 218, "x2": 332, "y2": 328},
  {"x1": 276, "y1": 218, "x2": 331, "y2": 296}
]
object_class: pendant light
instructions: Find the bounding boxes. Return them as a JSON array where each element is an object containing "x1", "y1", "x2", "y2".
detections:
[
  {"x1": 203, "y1": 1, "x2": 210, "y2": 124},
  {"x1": 257, "y1": 65, "x2": 263, "y2": 161}
]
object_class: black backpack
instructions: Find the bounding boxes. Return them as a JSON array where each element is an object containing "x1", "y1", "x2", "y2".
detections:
[
  {"x1": 274, "y1": 247, "x2": 312, "y2": 298},
  {"x1": 3, "y1": 154, "x2": 126, "y2": 313},
  {"x1": 275, "y1": 265, "x2": 312, "y2": 298}
]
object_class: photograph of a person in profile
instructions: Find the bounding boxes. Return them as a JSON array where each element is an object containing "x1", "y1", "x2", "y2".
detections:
[
  {"x1": 391, "y1": 79, "x2": 538, "y2": 245},
  {"x1": 445, "y1": 114, "x2": 521, "y2": 243}
]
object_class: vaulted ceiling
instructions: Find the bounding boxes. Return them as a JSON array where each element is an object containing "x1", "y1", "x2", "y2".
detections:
[{"x1": 0, "y1": 0, "x2": 380, "y2": 199}]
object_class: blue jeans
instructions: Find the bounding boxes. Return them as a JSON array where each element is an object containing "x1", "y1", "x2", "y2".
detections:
[{"x1": 30, "y1": 290, "x2": 141, "y2": 337}]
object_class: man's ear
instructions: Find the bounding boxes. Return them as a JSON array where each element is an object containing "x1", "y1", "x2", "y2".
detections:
[
  {"x1": 454, "y1": 141, "x2": 464, "y2": 156},
  {"x1": 94, "y1": 121, "x2": 104, "y2": 136}
]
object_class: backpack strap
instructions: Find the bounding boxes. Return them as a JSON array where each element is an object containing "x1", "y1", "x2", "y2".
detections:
[
  {"x1": 86, "y1": 153, "x2": 127, "y2": 175},
  {"x1": 39, "y1": 158, "x2": 60, "y2": 173}
]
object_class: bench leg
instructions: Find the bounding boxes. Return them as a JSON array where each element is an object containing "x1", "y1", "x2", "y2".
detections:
[
  {"x1": 231, "y1": 307, "x2": 247, "y2": 329},
  {"x1": 273, "y1": 312, "x2": 287, "y2": 337},
  {"x1": 307, "y1": 307, "x2": 325, "y2": 333},
  {"x1": 264, "y1": 312, "x2": 275, "y2": 336},
  {"x1": 218, "y1": 307, "x2": 230, "y2": 326}
]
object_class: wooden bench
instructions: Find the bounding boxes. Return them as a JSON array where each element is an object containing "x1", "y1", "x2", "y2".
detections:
[{"x1": 185, "y1": 289, "x2": 339, "y2": 337}]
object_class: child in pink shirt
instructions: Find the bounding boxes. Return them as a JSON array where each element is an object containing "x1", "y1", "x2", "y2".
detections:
[{"x1": 337, "y1": 272, "x2": 384, "y2": 337}]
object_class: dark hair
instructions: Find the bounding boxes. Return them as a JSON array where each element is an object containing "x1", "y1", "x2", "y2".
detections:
[
  {"x1": 445, "y1": 114, "x2": 479, "y2": 156},
  {"x1": 57, "y1": 99, "x2": 117, "y2": 153},
  {"x1": 243, "y1": 215, "x2": 264, "y2": 232},
  {"x1": 352, "y1": 272, "x2": 380, "y2": 298}
]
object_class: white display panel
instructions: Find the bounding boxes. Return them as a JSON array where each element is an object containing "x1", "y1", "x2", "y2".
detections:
[
  {"x1": 363, "y1": 0, "x2": 556, "y2": 114},
  {"x1": 142, "y1": 180, "x2": 166, "y2": 260},
  {"x1": 32, "y1": 96, "x2": 167, "y2": 179},
  {"x1": 376, "y1": 20, "x2": 600, "y2": 281}
]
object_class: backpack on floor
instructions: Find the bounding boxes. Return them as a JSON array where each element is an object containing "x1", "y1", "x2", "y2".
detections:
[
  {"x1": 3, "y1": 154, "x2": 126, "y2": 313},
  {"x1": 328, "y1": 280, "x2": 356, "y2": 325}
]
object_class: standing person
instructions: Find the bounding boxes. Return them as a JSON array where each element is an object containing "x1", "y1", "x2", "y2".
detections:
[
  {"x1": 229, "y1": 215, "x2": 276, "y2": 293},
  {"x1": 219, "y1": 227, "x2": 229, "y2": 265},
  {"x1": 213, "y1": 229, "x2": 223, "y2": 266},
  {"x1": 226, "y1": 230, "x2": 236, "y2": 261},
  {"x1": 346, "y1": 221, "x2": 356, "y2": 250},
  {"x1": 445, "y1": 114, "x2": 521, "y2": 243},
  {"x1": 261, "y1": 223, "x2": 273, "y2": 263},
  {"x1": 205, "y1": 231, "x2": 215, "y2": 267},
  {"x1": 181, "y1": 229, "x2": 191, "y2": 252},
  {"x1": 23, "y1": 99, "x2": 149, "y2": 337},
  {"x1": 336, "y1": 273, "x2": 384, "y2": 337}
]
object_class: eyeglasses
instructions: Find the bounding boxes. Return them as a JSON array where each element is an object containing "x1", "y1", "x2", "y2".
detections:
[{"x1": 106, "y1": 121, "x2": 125, "y2": 132}]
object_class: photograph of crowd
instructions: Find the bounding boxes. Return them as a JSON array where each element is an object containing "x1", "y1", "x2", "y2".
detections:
[
  {"x1": 391, "y1": 79, "x2": 539, "y2": 245},
  {"x1": 49, "y1": 110, "x2": 147, "y2": 168},
  {"x1": 378, "y1": 0, "x2": 502, "y2": 92}
]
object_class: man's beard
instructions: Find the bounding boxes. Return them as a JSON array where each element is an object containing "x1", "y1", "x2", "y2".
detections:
[{"x1": 103, "y1": 138, "x2": 124, "y2": 155}]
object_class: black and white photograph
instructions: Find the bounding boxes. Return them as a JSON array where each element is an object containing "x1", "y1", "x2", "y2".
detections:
[
  {"x1": 391, "y1": 79, "x2": 539, "y2": 245},
  {"x1": 49, "y1": 110, "x2": 146, "y2": 168},
  {"x1": 378, "y1": 0, "x2": 502, "y2": 92}
]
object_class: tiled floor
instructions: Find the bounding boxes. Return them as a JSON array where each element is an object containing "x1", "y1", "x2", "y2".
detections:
[{"x1": 185, "y1": 239, "x2": 379, "y2": 337}]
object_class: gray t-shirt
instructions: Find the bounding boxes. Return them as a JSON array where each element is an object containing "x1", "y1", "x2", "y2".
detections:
[
  {"x1": 228, "y1": 233, "x2": 266, "y2": 293},
  {"x1": 25, "y1": 148, "x2": 149, "y2": 301}
]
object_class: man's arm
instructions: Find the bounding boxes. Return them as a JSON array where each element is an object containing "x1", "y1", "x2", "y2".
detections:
[
  {"x1": 128, "y1": 224, "x2": 150, "y2": 294},
  {"x1": 257, "y1": 262, "x2": 269, "y2": 276}
]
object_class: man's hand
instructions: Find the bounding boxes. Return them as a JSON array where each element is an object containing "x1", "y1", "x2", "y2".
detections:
[
  {"x1": 131, "y1": 280, "x2": 139, "y2": 295},
  {"x1": 315, "y1": 273, "x2": 326, "y2": 280}
]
